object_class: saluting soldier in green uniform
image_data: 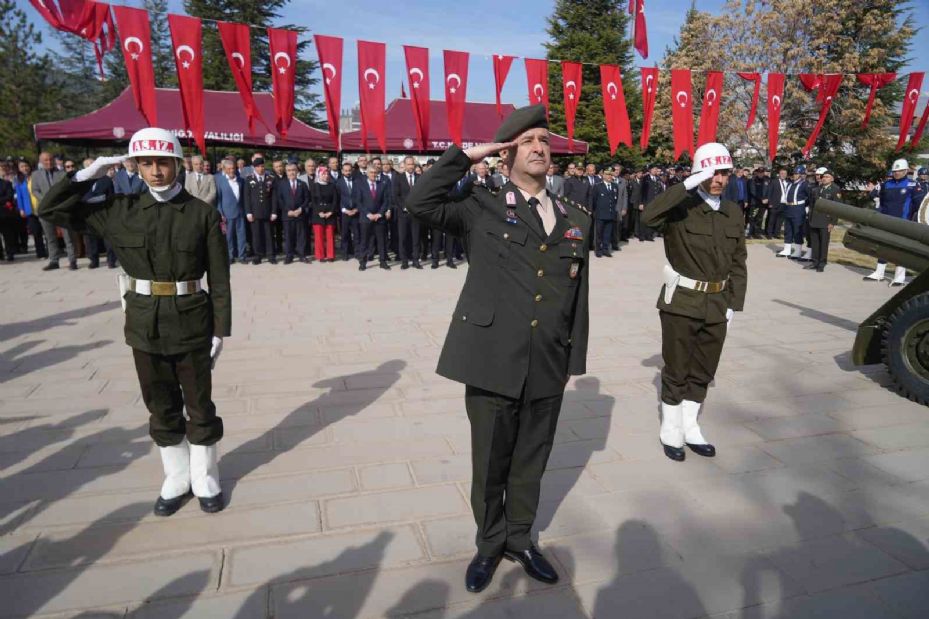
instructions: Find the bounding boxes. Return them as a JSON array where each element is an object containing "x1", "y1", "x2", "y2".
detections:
[
  {"x1": 406, "y1": 104, "x2": 592, "y2": 593},
  {"x1": 39, "y1": 128, "x2": 231, "y2": 516},
  {"x1": 642, "y1": 142, "x2": 747, "y2": 462}
]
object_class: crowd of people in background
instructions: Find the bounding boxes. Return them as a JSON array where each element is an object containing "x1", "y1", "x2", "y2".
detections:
[{"x1": 0, "y1": 149, "x2": 925, "y2": 279}]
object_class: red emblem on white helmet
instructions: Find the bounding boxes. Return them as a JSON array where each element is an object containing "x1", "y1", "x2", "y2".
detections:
[
  {"x1": 691, "y1": 142, "x2": 734, "y2": 174},
  {"x1": 127, "y1": 128, "x2": 184, "y2": 159}
]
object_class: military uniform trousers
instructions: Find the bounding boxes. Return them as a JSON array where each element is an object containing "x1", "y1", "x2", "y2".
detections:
[
  {"x1": 465, "y1": 385, "x2": 563, "y2": 557},
  {"x1": 594, "y1": 219, "x2": 614, "y2": 253},
  {"x1": 250, "y1": 218, "x2": 274, "y2": 258},
  {"x1": 132, "y1": 346, "x2": 223, "y2": 447},
  {"x1": 808, "y1": 226, "x2": 831, "y2": 267},
  {"x1": 660, "y1": 310, "x2": 728, "y2": 405}
]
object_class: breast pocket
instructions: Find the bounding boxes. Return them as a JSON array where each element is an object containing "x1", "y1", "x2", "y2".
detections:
[
  {"x1": 486, "y1": 225, "x2": 527, "y2": 267},
  {"x1": 559, "y1": 244, "x2": 585, "y2": 287}
]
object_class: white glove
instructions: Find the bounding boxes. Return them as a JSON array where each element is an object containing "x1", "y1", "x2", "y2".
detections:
[
  {"x1": 726, "y1": 308, "x2": 734, "y2": 329},
  {"x1": 683, "y1": 168, "x2": 714, "y2": 191},
  {"x1": 75, "y1": 156, "x2": 126, "y2": 182},
  {"x1": 209, "y1": 336, "x2": 223, "y2": 369}
]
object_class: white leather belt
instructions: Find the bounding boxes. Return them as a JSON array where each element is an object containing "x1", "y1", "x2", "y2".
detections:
[
  {"x1": 128, "y1": 277, "x2": 202, "y2": 296},
  {"x1": 786, "y1": 202, "x2": 805, "y2": 206}
]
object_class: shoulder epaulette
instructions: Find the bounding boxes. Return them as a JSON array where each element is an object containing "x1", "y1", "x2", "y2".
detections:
[{"x1": 564, "y1": 197, "x2": 591, "y2": 217}]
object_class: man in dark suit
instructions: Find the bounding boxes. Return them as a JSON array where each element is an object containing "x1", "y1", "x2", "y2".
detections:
[
  {"x1": 584, "y1": 163, "x2": 600, "y2": 189},
  {"x1": 589, "y1": 168, "x2": 620, "y2": 257},
  {"x1": 638, "y1": 164, "x2": 664, "y2": 241},
  {"x1": 378, "y1": 157, "x2": 398, "y2": 259},
  {"x1": 352, "y1": 162, "x2": 390, "y2": 270},
  {"x1": 764, "y1": 168, "x2": 789, "y2": 239},
  {"x1": 243, "y1": 157, "x2": 277, "y2": 264},
  {"x1": 336, "y1": 162, "x2": 360, "y2": 260},
  {"x1": 392, "y1": 156, "x2": 423, "y2": 270},
  {"x1": 274, "y1": 162, "x2": 310, "y2": 263},
  {"x1": 215, "y1": 158, "x2": 247, "y2": 263},
  {"x1": 113, "y1": 158, "x2": 147, "y2": 195},
  {"x1": 406, "y1": 104, "x2": 591, "y2": 594},
  {"x1": 563, "y1": 164, "x2": 589, "y2": 206},
  {"x1": 31, "y1": 151, "x2": 72, "y2": 270}
]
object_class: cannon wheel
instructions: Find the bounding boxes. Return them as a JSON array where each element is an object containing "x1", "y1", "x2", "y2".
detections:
[{"x1": 882, "y1": 291, "x2": 929, "y2": 405}]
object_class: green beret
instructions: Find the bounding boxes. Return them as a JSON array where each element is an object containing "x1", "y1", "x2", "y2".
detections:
[{"x1": 493, "y1": 104, "x2": 548, "y2": 142}]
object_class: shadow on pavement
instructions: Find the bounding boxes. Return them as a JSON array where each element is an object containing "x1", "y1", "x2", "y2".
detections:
[
  {"x1": 0, "y1": 339, "x2": 112, "y2": 382},
  {"x1": 0, "y1": 302, "x2": 119, "y2": 343},
  {"x1": 771, "y1": 299, "x2": 859, "y2": 332}
]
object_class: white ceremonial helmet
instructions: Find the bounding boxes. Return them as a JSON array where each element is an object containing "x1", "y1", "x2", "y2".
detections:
[
  {"x1": 691, "y1": 142, "x2": 734, "y2": 174},
  {"x1": 127, "y1": 128, "x2": 184, "y2": 159},
  {"x1": 891, "y1": 158, "x2": 909, "y2": 172},
  {"x1": 815, "y1": 167, "x2": 828, "y2": 175}
]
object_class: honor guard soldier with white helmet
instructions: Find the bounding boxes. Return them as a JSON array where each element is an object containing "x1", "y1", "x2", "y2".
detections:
[
  {"x1": 406, "y1": 104, "x2": 592, "y2": 594},
  {"x1": 642, "y1": 142, "x2": 747, "y2": 462},
  {"x1": 38, "y1": 128, "x2": 231, "y2": 516},
  {"x1": 864, "y1": 158, "x2": 926, "y2": 285}
]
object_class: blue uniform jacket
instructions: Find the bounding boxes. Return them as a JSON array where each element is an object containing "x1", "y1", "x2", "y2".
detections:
[
  {"x1": 784, "y1": 179, "x2": 810, "y2": 205},
  {"x1": 589, "y1": 181, "x2": 619, "y2": 221},
  {"x1": 871, "y1": 178, "x2": 925, "y2": 220}
]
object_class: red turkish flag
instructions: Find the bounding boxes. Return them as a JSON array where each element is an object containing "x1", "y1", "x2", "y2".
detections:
[
  {"x1": 403, "y1": 46, "x2": 430, "y2": 151},
  {"x1": 30, "y1": 1, "x2": 117, "y2": 78},
  {"x1": 911, "y1": 101, "x2": 929, "y2": 148},
  {"x1": 802, "y1": 74, "x2": 842, "y2": 156},
  {"x1": 639, "y1": 67, "x2": 659, "y2": 151},
  {"x1": 358, "y1": 40, "x2": 387, "y2": 153},
  {"x1": 268, "y1": 28, "x2": 297, "y2": 137},
  {"x1": 113, "y1": 5, "x2": 157, "y2": 126},
  {"x1": 217, "y1": 22, "x2": 263, "y2": 134},
  {"x1": 697, "y1": 71, "x2": 724, "y2": 147},
  {"x1": 856, "y1": 73, "x2": 896, "y2": 129},
  {"x1": 670, "y1": 69, "x2": 694, "y2": 160},
  {"x1": 799, "y1": 73, "x2": 824, "y2": 99},
  {"x1": 599, "y1": 64, "x2": 632, "y2": 155},
  {"x1": 897, "y1": 72, "x2": 925, "y2": 151},
  {"x1": 631, "y1": 0, "x2": 649, "y2": 60},
  {"x1": 766, "y1": 73, "x2": 785, "y2": 162},
  {"x1": 737, "y1": 72, "x2": 761, "y2": 129},
  {"x1": 444, "y1": 50, "x2": 469, "y2": 147},
  {"x1": 167, "y1": 14, "x2": 205, "y2": 155},
  {"x1": 315, "y1": 34, "x2": 343, "y2": 149},
  {"x1": 493, "y1": 55, "x2": 514, "y2": 117},
  {"x1": 561, "y1": 61, "x2": 582, "y2": 152},
  {"x1": 525, "y1": 58, "x2": 550, "y2": 118}
]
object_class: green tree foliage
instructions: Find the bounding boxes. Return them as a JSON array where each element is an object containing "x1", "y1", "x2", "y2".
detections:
[
  {"x1": 544, "y1": 0, "x2": 643, "y2": 169},
  {"x1": 0, "y1": 0, "x2": 68, "y2": 158},
  {"x1": 184, "y1": 0, "x2": 323, "y2": 127}
]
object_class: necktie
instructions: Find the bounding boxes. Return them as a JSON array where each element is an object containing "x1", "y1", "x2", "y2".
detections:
[
  {"x1": 547, "y1": 176, "x2": 553, "y2": 190},
  {"x1": 291, "y1": 180, "x2": 296, "y2": 195},
  {"x1": 347, "y1": 179, "x2": 352, "y2": 191},
  {"x1": 409, "y1": 174, "x2": 414, "y2": 187},
  {"x1": 370, "y1": 181, "x2": 376, "y2": 198},
  {"x1": 527, "y1": 196, "x2": 545, "y2": 233}
]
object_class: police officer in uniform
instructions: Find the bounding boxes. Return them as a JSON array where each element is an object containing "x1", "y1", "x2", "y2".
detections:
[
  {"x1": 777, "y1": 165, "x2": 809, "y2": 259},
  {"x1": 864, "y1": 158, "x2": 926, "y2": 285},
  {"x1": 406, "y1": 104, "x2": 591, "y2": 593},
  {"x1": 38, "y1": 128, "x2": 230, "y2": 516},
  {"x1": 590, "y1": 167, "x2": 619, "y2": 257},
  {"x1": 806, "y1": 169, "x2": 839, "y2": 272},
  {"x1": 642, "y1": 142, "x2": 747, "y2": 462},
  {"x1": 243, "y1": 157, "x2": 278, "y2": 265}
]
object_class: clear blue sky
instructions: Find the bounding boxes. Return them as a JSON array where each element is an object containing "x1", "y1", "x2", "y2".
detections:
[{"x1": 18, "y1": 0, "x2": 929, "y2": 110}]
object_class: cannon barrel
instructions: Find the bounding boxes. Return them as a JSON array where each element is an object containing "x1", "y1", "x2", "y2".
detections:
[{"x1": 814, "y1": 199, "x2": 929, "y2": 272}]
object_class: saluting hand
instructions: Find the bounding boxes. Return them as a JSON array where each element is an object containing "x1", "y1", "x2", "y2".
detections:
[
  {"x1": 463, "y1": 140, "x2": 517, "y2": 163},
  {"x1": 75, "y1": 155, "x2": 127, "y2": 182}
]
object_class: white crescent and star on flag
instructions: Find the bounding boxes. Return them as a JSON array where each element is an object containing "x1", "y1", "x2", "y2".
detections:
[
  {"x1": 565, "y1": 80, "x2": 577, "y2": 100},
  {"x1": 364, "y1": 68, "x2": 381, "y2": 89},
  {"x1": 446, "y1": 73, "x2": 462, "y2": 94},
  {"x1": 409, "y1": 67, "x2": 424, "y2": 88},
  {"x1": 532, "y1": 83, "x2": 544, "y2": 101},
  {"x1": 323, "y1": 62, "x2": 337, "y2": 85},
  {"x1": 274, "y1": 51, "x2": 291, "y2": 74},
  {"x1": 175, "y1": 45, "x2": 195, "y2": 70},
  {"x1": 606, "y1": 82, "x2": 618, "y2": 100},
  {"x1": 124, "y1": 36, "x2": 144, "y2": 61}
]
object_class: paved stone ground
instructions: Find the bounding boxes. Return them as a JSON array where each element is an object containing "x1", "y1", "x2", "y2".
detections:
[{"x1": 1, "y1": 240, "x2": 928, "y2": 619}]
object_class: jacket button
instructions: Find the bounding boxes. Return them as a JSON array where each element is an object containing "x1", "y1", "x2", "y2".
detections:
[
  {"x1": 534, "y1": 294, "x2": 542, "y2": 302},
  {"x1": 539, "y1": 244, "x2": 547, "y2": 252},
  {"x1": 537, "y1": 269, "x2": 544, "y2": 277},
  {"x1": 503, "y1": 233, "x2": 509, "y2": 239},
  {"x1": 462, "y1": 315, "x2": 467, "y2": 321},
  {"x1": 530, "y1": 319, "x2": 539, "y2": 327}
]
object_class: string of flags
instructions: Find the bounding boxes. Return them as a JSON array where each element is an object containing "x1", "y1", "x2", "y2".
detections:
[{"x1": 30, "y1": 1, "x2": 928, "y2": 158}]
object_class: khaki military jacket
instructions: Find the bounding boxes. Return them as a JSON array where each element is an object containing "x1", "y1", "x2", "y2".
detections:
[
  {"x1": 642, "y1": 182, "x2": 747, "y2": 324},
  {"x1": 39, "y1": 175, "x2": 231, "y2": 355}
]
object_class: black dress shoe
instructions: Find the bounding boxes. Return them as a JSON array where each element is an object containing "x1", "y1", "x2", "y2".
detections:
[
  {"x1": 466, "y1": 553, "x2": 502, "y2": 593},
  {"x1": 401, "y1": 261, "x2": 409, "y2": 270},
  {"x1": 413, "y1": 261, "x2": 423, "y2": 269},
  {"x1": 447, "y1": 262, "x2": 457, "y2": 269},
  {"x1": 198, "y1": 493, "x2": 225, "y2": 513},
  {"x1": 359, "y1": 263, "x2": 367, "y2": 271},
  {"x1": 252, "y1": 258, "x2": 261, "y2": 265},
  {"x1": 270, "y1": 257, "x2": 278, "y2": 264},
  {"x1": 284, "y1": 256, "x2": 293, "y2": 264},
  {"x1": 229, "y1": 257, "x2": 236, "y2": 264},
  {"x1": 661, "y1": 442, "x2": 686, "y2": 462},
  {"x1": 686, "y1": 442, "x2": 716, "y2": 457},
  {"x1": 88, "y1": 262, "x2": 98, "y2": 269},
  {"x1": 816, "y1": 266, "x2": 825, "y2": 272},
  {"x1": 154, "y1": 492, "x2": 190, "y2": 517},
  {"x1": 803, "y1": 263, "x2": 817, "y2": 270},
  {"x1": 431, "y1": 262, "x2": 440, "y2": 269},
  {"x1": 69, "y1": 262, "x2": 78, "y2": 271},
  {"x1": 503, "y1": 546, "x2": 559, "y2": 584},
  {"x1": 42, "y1": 262, "x2": 59, "y2": 271},
  {"x1": 604, "y1": 251, "x2": 613, "y2": 258},
  {"x1": 595, "y1": 251, "x2": 602, "y2": 258},
  {"x1": 379, "y1": 262, "x2": 391, "y2": 270}
]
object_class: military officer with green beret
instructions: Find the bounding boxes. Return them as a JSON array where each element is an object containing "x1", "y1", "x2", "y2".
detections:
[
  {"x1": 642, "y1": 141, "x2": 747, "y2": 462},
  {"x1": 406, "y1": 104, "x2": 592, "y2": 593},
  {"x1": 38, "y1": 128, "x2": 230, "y2": 516}
]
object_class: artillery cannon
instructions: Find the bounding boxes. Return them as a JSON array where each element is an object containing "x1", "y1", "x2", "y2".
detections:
[{"x1": 815, "y1": 196, "x2": 929, "y2": 404}]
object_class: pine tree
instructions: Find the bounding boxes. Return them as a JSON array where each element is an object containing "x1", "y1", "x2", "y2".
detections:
[
  {"x1": 544, "y1": 0, "x2": 642, "y2": 168},
  {"x1": 146, "y1": 0, "x2": 177, "y2": 88},
  {"x1": 51, "y1": 28, "x2": 106, "y2": 117},
  {"x1": 184, "y1": 0, "x2": 323, "y2": 126},
  {"x1": 0, "y1": 0, "x2": 68, "y2": 157}
]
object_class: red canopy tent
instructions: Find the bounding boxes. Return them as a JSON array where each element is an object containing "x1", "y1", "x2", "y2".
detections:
[
  {"x1": 34, "y1": 87, "x2": 334, "y2": 151},
  {"x1": 341, "y1": 99, "x2": 589, "y2": 155}
]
